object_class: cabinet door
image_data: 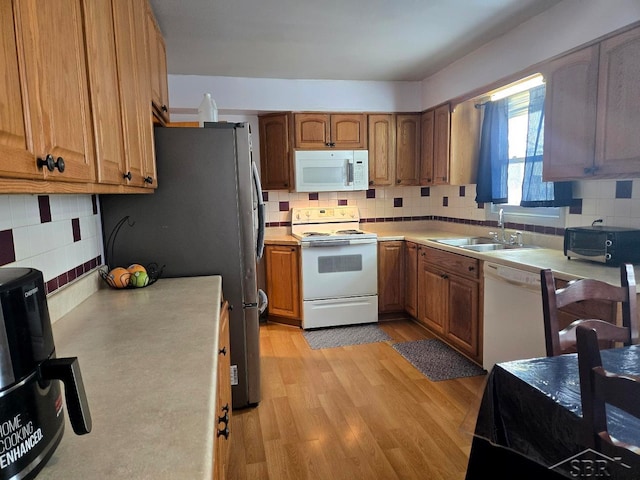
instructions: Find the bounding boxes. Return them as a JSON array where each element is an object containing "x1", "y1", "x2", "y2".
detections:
[
  {"x1": 0, "y1": 0, "x2": 40, "y2": 179},
  {"x1": 294, "y1": 113, "x2": 331, "y2": 149},
  {"x1": 404, "y1": 242, "x2": 418, "y2": 318},
  {"x1": 113, "y1": 0, "x2": 156, "y2": 188},
  {"x1": 265, "y1": 245, "x2": 301, "y2": 319},
  {"x1": 214, "y1": 300, "x2": 231, "y2": 480},
  {"x1": 595, "y1": 26, "x2": 640, "y2": 175},
  {"x1": 446, "y1": 275, "x2": 479, "y2": 358},
  {"x1": 432, "y1": 104, "x2": 450, "y2": 185},
  {"x1": 395, "y1": 114, "x2": 420, "y2": 186},
  {"x1": 146, "y1": 2, "x2": 169, "y2": 123},
  {"x1": 15, "y1": 0, "x2": 95, "y2": 182},
  {"x1": 378, "y1": 241, "x2": 405, "y2": 313},
  {"x1": 542, "y1": 45, "x2": 599, "y2": 180},
  {"x1": 259, "y1": 113, "x2": 292, "y2": 190},
  {"x1": 417, "y1": 255, "x2": 447, "y2": 334},
  {"x1": 420, "y1": 110, "x2": 434, "y2": 185},
  {"x1": 449, "y1": 100, "x2": 481, "y2": 185},
  {"x1": 331, "y1": 114, "x2": 367, "y2": 149},
  {"x1": 368, "y1": 114, "x2": 396, "y2": 186},
  {"x1": 84, "y1": 0, "x2": 127, "y2": 185}
]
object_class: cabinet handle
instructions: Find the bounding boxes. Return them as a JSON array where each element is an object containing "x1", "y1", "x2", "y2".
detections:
[
  {"x1": 396, "y1": 179, "x2": 401, "y2": 184},
  {"x1": 217, "y1": 425, "x2": 230, "y2": 439},
  {"x1": 219, "y1": 346, "x2": 227, "y2": 356},
  {"x1": 369, "y1": 180, "x2": 373, "y2": 185},
  {"x1": 284, "y1": 182, "x2": 288, "y2": 187},
  {"x1": 123, "y1": 171, "x2": 132, "y2": 181},
  {"x1": 37, "y1": 154, "x2": 55, "y2": 172},
  {"x1": 441, "y1": 273, "x2": 448, "y2": 279},
  {"x1": 161, "y1": 104, "x2": 168, "y2": 112},
  {"x1": 468, "y1": 266, "x2": 475, "y2": 271},
  {"x1": 144, "y1": 176, "x2": 154, "y2": 184}
]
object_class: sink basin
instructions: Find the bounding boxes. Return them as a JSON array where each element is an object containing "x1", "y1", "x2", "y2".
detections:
[
  {"x1": 431, "y1": 237, "x2": 539, "y2": 251},
  {"x1": 433, "y1": 237, "x2": 496, "y2": 246}
]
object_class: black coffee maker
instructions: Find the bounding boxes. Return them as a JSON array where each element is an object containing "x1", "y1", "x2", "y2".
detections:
[{"x1": 0, "y1": 268, "x2": 91, "y2": 480}]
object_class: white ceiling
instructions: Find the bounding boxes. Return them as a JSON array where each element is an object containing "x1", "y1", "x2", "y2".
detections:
[{"x1": 149, "y1": 0, "x2": 564, "y2": 82}]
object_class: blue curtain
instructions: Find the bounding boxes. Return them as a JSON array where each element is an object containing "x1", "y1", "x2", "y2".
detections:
[
  {"x1": 475, "y1": 98, "x2": 509, "y2": 204},
  {"x1": 520, "y1": 85, "x2": 573, "y2": 207}
]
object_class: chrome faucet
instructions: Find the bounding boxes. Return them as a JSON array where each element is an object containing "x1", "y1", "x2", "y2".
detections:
[{"x1": 490, "y1": 208, "x2": 524, "y2": 245}]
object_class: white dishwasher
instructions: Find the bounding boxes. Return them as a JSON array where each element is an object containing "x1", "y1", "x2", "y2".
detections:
[{"x1": 483, "y1": 262, "x2": 547, "y2": 371}]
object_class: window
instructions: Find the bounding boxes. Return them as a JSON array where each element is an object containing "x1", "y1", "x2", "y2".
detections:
[{"x1": 475, "y1": 74, "x2": 572, "y2": 226}]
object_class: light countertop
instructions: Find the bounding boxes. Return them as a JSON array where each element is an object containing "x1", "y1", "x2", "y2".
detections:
[{"x1": 40, "y1": 276, "x2": 223, "y2": 480}]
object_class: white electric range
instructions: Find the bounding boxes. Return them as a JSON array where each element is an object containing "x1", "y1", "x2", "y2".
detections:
[{"x1": 291, "y1": 206, "x2": 378, "y2": 329}]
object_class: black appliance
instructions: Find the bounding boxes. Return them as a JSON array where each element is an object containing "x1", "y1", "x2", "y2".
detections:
[
  {"x1": 564, "y1": 226, "x2": 640, "y2": 265},
  {"x1": 0, "y1": 268, "x2": 91, "y2": 480},
  {"x1": 100, "y1": 123, "x2": 266, "y2": 409}
]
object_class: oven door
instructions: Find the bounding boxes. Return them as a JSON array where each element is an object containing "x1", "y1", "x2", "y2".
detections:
[{"x1": 300, "y1": 240, "x2": 377, "y2": 300}]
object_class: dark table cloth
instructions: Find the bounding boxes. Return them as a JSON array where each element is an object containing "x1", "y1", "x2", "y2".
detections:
[{"x1": 466, "y1": 345, "x2": 640, "y2": 479}]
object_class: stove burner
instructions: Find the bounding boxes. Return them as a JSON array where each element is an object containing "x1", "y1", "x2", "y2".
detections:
[
  {"x1": 335, "y1": 229, "x2": 364, "y2": 235},
  {"x1": 303, "y1": 232, "x2": 330, "y2": 237}
]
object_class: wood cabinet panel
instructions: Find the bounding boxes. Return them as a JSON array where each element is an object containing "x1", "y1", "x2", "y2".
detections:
[
  {"x1": 420, "y1": 110, "x2": 434, "y2": 184},
  {"x1": 378, "y1": 241, "x2": 405, "y2": 313},
  {"x1": 214, "y1": 300, "x2": 231, "y2": 480},
  {"x1": 15, "y1": 0, "x2": 95, "y2": 183},
  {"x1": 404, "y1": 242, "x2": 418, "y2": 318},
  {"x1": 424, "y1": 247, "x2": 479, "y2": 280},
  {"x1": 595, "y1": 25, "x2": 640, "y2": 176},
  {"x1": 368, "y1": 114, "x2": 396, "y2": 186},
  {"x1": 449, "y1": 100, "x2": 480, "y2": 185},
  {"x1": 418, "y1": 257, "x2": 447, "y2": 334},
  {"x1": 0, "y1": 0, "x2": 39, "y2": 179},
  {"x1": 259, "y1": 113, "x2": 292, "y2": 190},
  {"x1": 265, "y1": 245, "x2": 301, "y2": 320},
  {"x1": 84, "y1": 0, "x2": 127, "y2": 185},
  {"x1": 447, "y1": 275, "x2": 479, "y2": 357},
  {"x1": 432, "y1": 104, "x2": 450, "y2": 185},
  {"x1": 294, "y1": 113, "x2": 330, "y2": 149},
  {"x1": 294, "y1": 113, "x2": 366, "y2": 149},
  {"x1": 330, "y1": 114, "x2": 367, "y2": 149},
  {"x1": 542, "y1": 45, "x2": 599, "y2": 181},
  {"x1": 395, "y1": 114, "x2": 420, "y2": 185},
  {"x1": 146, "y1": 2, "x2": 169, "y2": 123}
]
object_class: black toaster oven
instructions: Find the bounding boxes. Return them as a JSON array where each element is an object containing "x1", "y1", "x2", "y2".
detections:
[{"x1": 564, "y1": 226, "x2": 640, "y2": 265}]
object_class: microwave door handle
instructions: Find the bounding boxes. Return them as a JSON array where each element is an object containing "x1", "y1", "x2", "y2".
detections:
[{"x1": 346, "y1": 159, "x2": 354, "y2": 185}]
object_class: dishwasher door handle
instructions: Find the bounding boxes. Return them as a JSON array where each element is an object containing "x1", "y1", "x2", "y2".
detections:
[{"x1": 484, "y1": 263, "x2": 541, "y2": 291}]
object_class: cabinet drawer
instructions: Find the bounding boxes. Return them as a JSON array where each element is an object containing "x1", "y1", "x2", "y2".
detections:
[{"x1": 423, "y1": 247, "x2": 479, "y2": 279}]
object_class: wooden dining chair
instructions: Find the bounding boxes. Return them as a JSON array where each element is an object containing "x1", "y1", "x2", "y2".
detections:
[
  {"x1": 576, "y1": 324, "x2": 640, "y2": 456},
  {"x1": 540, "y1": 263, "x2": 638, "y2": 357}
]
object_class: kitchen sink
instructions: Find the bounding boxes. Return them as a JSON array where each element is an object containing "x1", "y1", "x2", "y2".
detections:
[{"x1": 431, "y1": 237, "x2": 538, "y2": 251}]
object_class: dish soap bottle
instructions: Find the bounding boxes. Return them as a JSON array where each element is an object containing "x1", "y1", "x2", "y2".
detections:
[{"x1": 198, "y1": 93, "x2": 218, "y2": 126}]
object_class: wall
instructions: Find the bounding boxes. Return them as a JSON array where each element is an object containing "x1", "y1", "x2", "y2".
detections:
[
  {"x1": 421, "y1": 0, "x2": 640, "y2": 108},
  {"x1": 0, "y1": 194, "x2": 103, "y2": 294}
]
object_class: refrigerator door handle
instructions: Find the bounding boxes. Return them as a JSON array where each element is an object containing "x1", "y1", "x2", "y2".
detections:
[{"x1": 252, "y1": 161, "x2": 266, "y2": 260}]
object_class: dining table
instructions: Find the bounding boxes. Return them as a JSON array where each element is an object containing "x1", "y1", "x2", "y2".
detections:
[{"x1": 465, "y1": 345, "x2": 640, "y2": 480}]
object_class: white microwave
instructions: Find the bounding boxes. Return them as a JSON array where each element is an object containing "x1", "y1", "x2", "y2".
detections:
[{"x1": 294, "y1": 150, "x2": 369, "y2": 192}]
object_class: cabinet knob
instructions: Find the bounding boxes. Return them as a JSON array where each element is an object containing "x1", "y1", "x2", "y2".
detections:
[
  {"x1": 37, "y1": 154, "x2": 55, "y2": 172},
  {"x1": 468, "y1": 266, "x2": 475, "y2": 271},
  {"x1": 284, "y1": 182, "x2": 288, "y2": 187},
  {"x1": 218, "y1": 411, "x2": 229, "y2": 425},
  {"x1": 369, "y1": 180, "x2": 373, "y2": 185},
  {"x1": 219, "y1": 346, "x2": 227, "y2": 356},
  {"x1": 161, "y1": 104, "x2": 168, "y2": 112},
  {"x1": 144, "y1": 176, "x2": 154, "y2": 184},
  {"x1": 217, "y1": 425, "x2": 230, "y2": 439},
  {"x1": 54, "y1": 156, "x2": 65, "y2": 172},
  {"x1": 123, "y1": 171, "x2": 132, "y2": 181},
  {"x1": 396, "y1": 179, "x2": 401, "y2": 184}
]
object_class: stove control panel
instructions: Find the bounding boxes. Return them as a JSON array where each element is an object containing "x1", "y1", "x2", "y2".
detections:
[{"x1": 292, "y1": 206, "x2": 360, "y2": 224}]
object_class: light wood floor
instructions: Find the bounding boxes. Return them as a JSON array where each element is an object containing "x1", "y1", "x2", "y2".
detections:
[{"x1": 228, "y1": 319, "x2": 487, "y2": 480}]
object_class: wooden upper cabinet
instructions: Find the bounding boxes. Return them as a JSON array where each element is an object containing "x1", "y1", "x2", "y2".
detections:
[
  {"x1": 368, "y1": 114, "x2": 396, "y2": 186},
  {"x1": 449, "y1": 100, "x2": 480, "y2": 185},
  {"x1": 259, "y1": 113, "x2": 292, "y2": 190},
  {"x1": 294, "y1": 113, "x2": 366, "y2": 149},
  {"x1": 0, "y1": 0, "x2": 39, "y2": 180},
  {"x1": 395, "y1": 114, "x2": 420, "y2": 185},
  {"x1": 146, "y1": 2, "x2": 170, "y2": 123},
  {"x1": 542, "y1": 45, "x2": 599, "y2": 181},
  {"x1": 420, "y1": 110, "x2": 434, "y2": 184},
  {"x1": 84, "y1": 0, "x2": 127, "y2": 185},
  {"x1": 595, "y1": 25, "x2": 640, "y2": 176},
  {"x1": 13, "y1": 0, "x2": 95, "y2": 183},
  {"x1": 113, "y1": 0, "x2": 156, "y2": 188},
  {"x1": 432, "y1": 104, "x2": 450, "y2": 185}
]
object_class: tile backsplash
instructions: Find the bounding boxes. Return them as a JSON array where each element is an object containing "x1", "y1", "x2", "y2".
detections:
[
  {"x1": 0, "y1": 194, "x2": 103, "y2": 294},
  {"x1": 264, "y1": 179, "x2": 640, "y2": 231}
]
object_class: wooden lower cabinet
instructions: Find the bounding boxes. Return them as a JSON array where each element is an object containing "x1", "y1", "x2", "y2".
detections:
[
  {"x1": 378, "y1": 241, "x2": 405, "y2": 313},
  {"x1": 214, "y1": 300, "x2": 231, "y2": 480},
  {"x1": 404, "y1": 242, "x2": 418, "y2": 318},
  {"x1": 415, "y1": 246, "x2": 481, "y2": 362},
  {"x1": 264, "y1": 245, "x2": 302, "y2": 324}
]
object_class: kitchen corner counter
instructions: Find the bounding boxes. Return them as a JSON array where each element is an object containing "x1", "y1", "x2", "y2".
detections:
[{"x1": 40, "y1": 276, "x2": 223, "y2": 480}]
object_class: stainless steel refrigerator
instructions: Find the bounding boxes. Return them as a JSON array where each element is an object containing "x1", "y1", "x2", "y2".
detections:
[{"x1": 100, "y1": 123, "x2": 266, "y2": 409}]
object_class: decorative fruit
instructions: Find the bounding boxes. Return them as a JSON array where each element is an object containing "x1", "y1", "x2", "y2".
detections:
[
  {"x1": 107, "y1": 267, "x2": 130, "y2": 288},
  {"x1": 130, "y1": 271, "x2": 149, "y2": 288},
  {"x1": 127, "y1": 263, "x2": 146, "y2": 275}
]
